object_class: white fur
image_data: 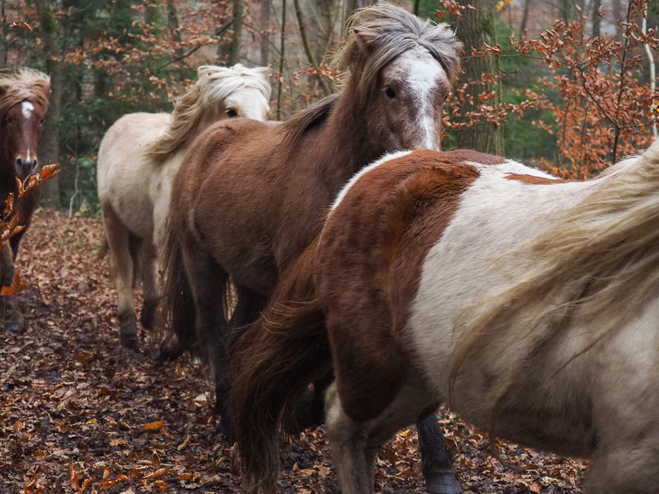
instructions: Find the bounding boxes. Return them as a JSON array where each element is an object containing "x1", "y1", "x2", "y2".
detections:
[
  {"x1": 408, "y1": 164, "x2": 605, "y2": 427},
  {"x1": 97, "y1": 65, "x2": 271, "y2": 331},
  {"x1": 405, "y1": 52, "x2": 445, "y2": 150},
  {"x1": 21, "y1": 101, "x2": 34, "y2": 120},
  {"x1": 331, "y1": 150, "x2": 413, "y2": 211}
]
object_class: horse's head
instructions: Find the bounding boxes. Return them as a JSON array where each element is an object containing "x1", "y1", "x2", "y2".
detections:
[
  {"x1": 340, "y1": 4, "x2": 462, "y2": 152},
  {"x1": 0, "y1": 99, "x2": 46, "y2": 179},
  {"x1": 198, "y1": 64, "x2": 271, "y2": 123},
  {"x1": 0, "y1": 69, "x2": 50, "y2": 181}
]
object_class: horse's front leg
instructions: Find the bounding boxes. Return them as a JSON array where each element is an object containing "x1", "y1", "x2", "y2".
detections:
[
  {"x1": 0, "y1": 244, "x2": 22, "y2": 332},
  {"x1": 417, "y1": 412, "x2": 462, "y2": 494},
  {"x1": 139, "y1": 241, "x2": 159, "y2": 331}
]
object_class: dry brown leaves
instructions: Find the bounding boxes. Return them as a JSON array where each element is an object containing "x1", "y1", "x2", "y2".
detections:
[{"x1": 1, "y1": 209, "x2": 586, "y2": 494}]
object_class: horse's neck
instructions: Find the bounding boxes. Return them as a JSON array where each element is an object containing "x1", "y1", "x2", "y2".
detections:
[{"x1": 314, "y1": 92, "x2": 384, "y2": 193}]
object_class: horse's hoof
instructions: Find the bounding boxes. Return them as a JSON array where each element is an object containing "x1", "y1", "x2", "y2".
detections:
[
  {"x1": 140, "y1": 300, "x2": 158, "y2": 331},
  {"x1": 425, "y1": 473, "x2": 462, "y2": 494},
  {"x1": 6, "y1": 321, "x2": 23, "y2": 332},
  {"x1": 158, "y1": 333, "x2": 184, "y2": 362},
  {"x1": 120, "y1": 333, "x2": 141, "y2": 353}
]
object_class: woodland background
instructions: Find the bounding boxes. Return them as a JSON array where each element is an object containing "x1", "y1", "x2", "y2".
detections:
[
  {"x1": 1, "y1": 1, "x2": 659, "y2": 493},
  {"x1": 1, "y1": 0, "x2": 658, "y2": 213}
]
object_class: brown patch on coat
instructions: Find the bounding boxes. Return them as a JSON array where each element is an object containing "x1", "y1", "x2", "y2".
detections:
[
  {"x1": 316, "y1": 149, "x2": 481, "y2": 422},
  {"x1": 505, "y1": 173, "x2": 565, "y2": 184}
]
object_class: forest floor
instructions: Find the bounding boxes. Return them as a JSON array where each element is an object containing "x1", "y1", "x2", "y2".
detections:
[{"x1": 1, "y1": 209, "x2": 587, "y2": 494}]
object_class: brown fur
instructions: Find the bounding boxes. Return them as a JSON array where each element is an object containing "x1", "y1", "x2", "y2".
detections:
[
  {"x1": 228, "y1": 149, "x2": 483, "y2": 491},
  {"x1": 505, "y1": 173, "x2": 566, "y2": 184},
  {"x1": 0, "y1": 69, "x2": 50, "y2": 329},
  {"x1": 163, "y1": 4, "x2": 462, "y2": 348}
]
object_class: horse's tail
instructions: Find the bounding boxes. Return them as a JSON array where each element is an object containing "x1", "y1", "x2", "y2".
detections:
[
  {"x1": 228, "y1": 236, "x2": 331, "y2": 492},
  {"x1": 160, "y1": 225, "x2": 198, "y2": 354}
]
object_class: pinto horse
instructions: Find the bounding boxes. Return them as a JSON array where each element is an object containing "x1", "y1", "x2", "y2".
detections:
[
  {"x1": 97, "y1": 64, "x2": 271, "y2": 352},
  {"x1": 229, "y1": 141, "x2": 659, "y2": 494},
  {"x1": 163, "y1": 5, "x2": 462, "y2": 493},
  {"x1": 0, "y1": 69, "x2": 50, "y2": 331}
]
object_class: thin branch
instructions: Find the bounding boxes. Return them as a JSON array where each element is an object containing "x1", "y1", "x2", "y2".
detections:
[
  {"x1": 158, "y1": 21, "x2": 233, "y2": 72},
  {"x1": 292, "y1": 0, "x2": 332, "y2": 96}
]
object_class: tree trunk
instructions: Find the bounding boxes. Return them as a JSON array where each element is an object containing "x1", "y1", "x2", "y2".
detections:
[
  {"x1": 0, "y1": 0, "x2": 7, "y2": 67},
  {"x1": 294, "y1": 0, "x2": 332, "y2": 95},
  {"x1": 454, "y1": 0, "x2": 504, "y2": 155},
  {"x1": 520, "y1": 0, "x2": 531, "y2": 33},
  {"x1": 277, "y1": 0, "x2": 287, "y2": 120},
  {"x1": 228, "y1": 0, "x2": 243, "y2": 65},
  {"x1": 612, "y1": 0, "x2": 624, "y2": 40},
  {"x1": 591, "y1": 0, "x2": 601, "y2": 36},
  {"x1": 560, "y1": 0, "x2": 574, "y2": 24},
  {"x1": 34, "y1": 0, "x2": 61, "y2": 207},
  {"x1": 260, "y1": 0, "x2": 270, "y2": 66}
]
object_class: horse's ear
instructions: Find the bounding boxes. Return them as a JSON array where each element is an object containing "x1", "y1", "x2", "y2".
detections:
[{"x1": 353, "y1": 28, "x2": 376, "y2": 54}]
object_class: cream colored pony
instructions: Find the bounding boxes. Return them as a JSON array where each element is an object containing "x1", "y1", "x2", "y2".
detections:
[{"x1": 97, "y1": 64, "x2": 271, "y2": 352}]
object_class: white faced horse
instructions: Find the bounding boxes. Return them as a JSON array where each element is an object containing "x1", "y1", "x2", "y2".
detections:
[{"x1": 97, "y1": 64, "x2": 271, "y2": 352}]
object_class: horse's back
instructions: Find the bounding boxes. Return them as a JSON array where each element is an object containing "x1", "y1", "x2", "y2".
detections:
[
  {"x1": 98, "y1": 112, "x2": 171, "y2": 238},
  {"x1": 170, "y1": 117, "x2": 284, "y2": 294}
]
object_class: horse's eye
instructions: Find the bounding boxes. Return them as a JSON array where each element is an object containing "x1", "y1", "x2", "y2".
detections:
[
  {"x1": 384, "y1": 86, "x2": 396, "y2": 99},
  {"x1": 226, "y1": 108, "x2": 238, "y2": 118}
]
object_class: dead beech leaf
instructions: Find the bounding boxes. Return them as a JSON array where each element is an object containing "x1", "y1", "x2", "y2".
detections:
[
  {"x1": 1, "y1": 269, "x2": 26, "y2": 296},
  {"x1": 143, "y1": 420, "x2": 163, "y2": 431},
  {"x1": 530, "y1": 484, "x2": 542, "y2": 493}
]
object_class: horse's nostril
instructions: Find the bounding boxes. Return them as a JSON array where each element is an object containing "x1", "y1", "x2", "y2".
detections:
[
  {"x1": 32, "y1": 159, "x2": 38, "y2": 169},
  {"x1": 15, "y1": 158, "x2": 22, "y2": 167}
]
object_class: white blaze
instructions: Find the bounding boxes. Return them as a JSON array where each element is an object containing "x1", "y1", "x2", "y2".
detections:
[
  {"x1": 22, "y1": 101, "x2": 34, "y2": 120},
  {"x1": 406, "y1": 54, "x2": 445, "y2": 150}
]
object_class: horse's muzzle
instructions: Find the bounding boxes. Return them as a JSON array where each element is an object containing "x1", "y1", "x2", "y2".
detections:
[{"x1": 15, "y1": 156, "x2": 38, "y2": 178}]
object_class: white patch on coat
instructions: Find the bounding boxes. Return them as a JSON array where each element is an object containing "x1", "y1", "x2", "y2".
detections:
[
  {"x1": 331, "y1": 150, "x2": 413, "y2": 212},
  {"x1": 407, "y1": 164, "x2": 601, "y2": 408},
  {"x1": 21, "y1": 101, "x2": 34, "y2": 120},
  {"x1": 405, "y1": 51, "x2": 446, "y2": 150}
]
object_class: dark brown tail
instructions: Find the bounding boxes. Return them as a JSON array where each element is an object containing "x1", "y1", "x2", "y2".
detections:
[
  {"x1": 228, "y1": 237, "x2": 331, "y2": 492},
  {"x1": 160, "y1": 224, "x2": 198, "y2": 354}
]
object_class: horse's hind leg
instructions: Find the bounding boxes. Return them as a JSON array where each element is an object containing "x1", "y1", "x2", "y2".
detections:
[
  {"x1": 586, "y1": 439, "x2": 659, "y2": 494},
  {"x1": 102, "y1": 204, "x2": 140, "y2": 351},
  {"x1": 418, "y1": 412, "x2": 461, "y2": 494},
  {"x1": 139, "y1": 242, "x2": 158, "y2": 331},
  {"x1": 180, "y1": 242, "x2": 231, "y2": 418},
  {"x1": 325, "y1": 383, "x2": 379, "y2": 494},
  {"x1": 326, "y1": 380, "x2": 441, "y2": 494}
]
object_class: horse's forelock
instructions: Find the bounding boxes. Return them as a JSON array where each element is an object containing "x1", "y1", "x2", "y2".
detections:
[
  {"x1": 338, "y1": 4, "x2": 461, "y2": 103},
  {"x1": 0, "y1": 68, "x2": 51, "y2": 118},
  {"x1": 198, "y1": 64, "x2": 272, "y2": 103}
]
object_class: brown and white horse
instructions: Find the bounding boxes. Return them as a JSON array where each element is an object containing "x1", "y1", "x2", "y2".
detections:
[
  {"x1": 229, "y1": 141, "x2": 659, "y2": 493},
  {"x1": 0, "y1": 69, "x2": 50, "y2": 331},
  {"x1": 163, "y1": 5, "x2": 462, "y2": 493},
  {"x1": 97, "y1": 64, "x2": 271, "y2": 352}
]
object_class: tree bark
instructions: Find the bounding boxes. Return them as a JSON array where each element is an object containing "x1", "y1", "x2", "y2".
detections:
[
  {"x1": 0, "y1": 0, "x2": 7, "y2": 67},
  {"x1": 520, "y1": 0, "x2": 530, "y2": 33},
  {"x1": 34, "y1": 0, "x2": 61, "y2": 207},
  {"x1": 591, "y1": 0, "x2": 601, "y2": 36},
  {"x1": 277, "y1": 0, "x2": 287, "y2": 120},
  {"x1": 260, "y1": 0, "x2": 270, "y2": 66},
  {"x1": 228, "y1": 0, "x2": 243, "y2": 65},
  {"x1": 294, "y1": 0, "x2": 332, "y2": 95},
  {"x1": 454, "y1": 0, "x2": 504, "y2": 155}
]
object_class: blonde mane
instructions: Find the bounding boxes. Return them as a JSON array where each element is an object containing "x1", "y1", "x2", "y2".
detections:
[
  {"x1": 147, "y1": 64, "x2": 271, "y2": 165},
  {"x1": 450, "y1": 139, "x2": 659, "y2": 413},
  {"x1": 0, "y1": 68, "x2": 51, "y2": 118}
]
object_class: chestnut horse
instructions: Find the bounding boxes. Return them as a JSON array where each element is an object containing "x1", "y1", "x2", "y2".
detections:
[
  {"x1": 229, "y1": 141, "x2": 659, "y2": 493},
  {"x1": 97, "y1": 64, "x2": 271, "y2": 352},
  {"x1": 0, "y1": 69, "x2": 50, "y2": 331},
  {"x1": 163, "y1": 5, "x2": 462, "y2": 493}
]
